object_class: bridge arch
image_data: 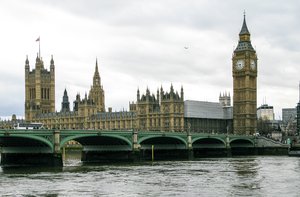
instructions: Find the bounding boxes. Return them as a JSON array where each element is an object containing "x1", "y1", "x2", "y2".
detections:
[
  {"x1": 192, "y1": 137, "x2": 226, "y2": 149},
  {"x1": 0, "y1": 135, "x2": 54, "y2": 152},
  {"x1": 60, "y1": 134, "x2": 132, "y2": 149},
  {"x1": 230, "y1": 138, "x2": 254, "y2": 147},
  {"x1": 138, "y1": 135, "x2": 187, "y2": 146},
  {"x1": 138, "y1": 135, "x2": 187, "y2": 150}
]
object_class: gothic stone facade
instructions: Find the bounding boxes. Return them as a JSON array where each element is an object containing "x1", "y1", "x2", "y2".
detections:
[
  {"x1": 24, "y1": 16, "x2": 257, "y2": 133},
  {"x1": 25, "y1": 55, "x2": 55, "y2": 121},
  {"x1": 27, "y1": 58, "x2": 184, "y2": 132},
  {"x1": 232, "y1": 15, "x2": 258, "y2": 135},
  {"x1": 131, "y1": 86, "x2": 184, "y2": 132}
]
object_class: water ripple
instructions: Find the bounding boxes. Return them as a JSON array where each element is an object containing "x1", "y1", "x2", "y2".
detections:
[{"x1": 1, "y1": 156, "x2": 300, "y2": 196}]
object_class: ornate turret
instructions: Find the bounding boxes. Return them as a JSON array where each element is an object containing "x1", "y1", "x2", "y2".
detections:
[
  {"x1": 84, "y1": 92, "x2": 88, "y2": 101},
  {"x1": 50, "y1": 55, "x2": 55, "y2": 114},
  {"x1": 73, "y1": 93, "x2": 80, "y2": 112},
  {"x1": 88, "y1": 58, "x2": 105, "y2": 112},
  {"x1": 180, "y1": 85, "x2": 184, "y2": 101},
  {"x1": 35, "y1": 53, "x2": 41, "y2": 70},
  {"x1": 36, "y1": 53, "x2": 40, "y2": 62},
  {"x1": 50, "y1": 55, "x2": 54, "y2": 66},
  {"x1": 137, "y1": 88, "x2": 140, "y2": 102},
  {"x1": 93, "y1": 58, "x2": 101, "y2": 86},
  {"x1": 157, "y1": 88, "x2": 160, "y2": 104},
  {"x1": 160, "y1": 86, "x2": 164, "y2": 100},
  {"x1": 170, "y1": 83, "x2": 174, "y2": 95},
  {"x1": 61, "y1": 89, "x2": 70, "y2": 113},
  {"x1": 219, "y1": 91, "x2": 231, "y2": 107},
  {"x1": 25, "y1": 55, "x2": 30, "y2": 74},
  {"x1": 25, "y1": 55, "x2": 30, "y2": 118},
  {"x1": 25, "y1": 55, "x2": 29, "y2": 66}
]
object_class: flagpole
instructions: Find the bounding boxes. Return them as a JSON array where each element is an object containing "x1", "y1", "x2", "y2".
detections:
[
  {"x1": 36, "y1": 37, "x2": 40, "y2": 58},
  {"x1": 39, "y1": 37, "x2": 41, "y2": 58}
]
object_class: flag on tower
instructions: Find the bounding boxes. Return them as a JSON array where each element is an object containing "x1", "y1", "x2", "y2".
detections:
[{"x1": 36, "y1": 36, "x2": 41, "y2": 58}]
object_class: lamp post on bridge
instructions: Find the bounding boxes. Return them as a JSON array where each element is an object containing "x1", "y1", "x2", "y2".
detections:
[{"x1": 187, "y1": 122, "x2": 192, "y2": 148}]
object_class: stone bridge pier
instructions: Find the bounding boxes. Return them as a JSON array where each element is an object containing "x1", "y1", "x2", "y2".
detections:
[{"x1": 52, "y1": 130, "x2": 63, "y2": 166}]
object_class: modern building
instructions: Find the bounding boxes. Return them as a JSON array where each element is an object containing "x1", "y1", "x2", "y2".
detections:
[
  {"x1": 232, "y1": 14, "x2": 258, "y2": 135},
  {"x1": 257, "y1": 104, "x2": 274, "y2": 121},
  {"x1": 282, "y1": 108, "x2": 296, "y2": 125},
  {"x1": 184, "y1": 99, "x2": 233, "y2": 134},
  {"x1": 282, "y1": 108, "x2": 297, "y2": 135}
]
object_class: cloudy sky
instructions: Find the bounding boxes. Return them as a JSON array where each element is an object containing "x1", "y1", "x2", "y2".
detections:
[{"x1": 0, "y1": 0, "x2": 299, "y2": 119}]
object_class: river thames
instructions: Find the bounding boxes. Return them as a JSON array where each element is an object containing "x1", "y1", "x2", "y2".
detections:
[{"x1": 0, "y1": 154, "x2": 300, "y2": 196}]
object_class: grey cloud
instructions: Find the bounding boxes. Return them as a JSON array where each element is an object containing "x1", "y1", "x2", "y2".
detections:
[{"x1": 1, "y1": 0, "x2": 300, "y2": 119}]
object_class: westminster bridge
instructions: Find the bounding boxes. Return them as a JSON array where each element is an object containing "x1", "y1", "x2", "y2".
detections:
[{"x1": 0, "y1": 129, "x2": 289, "y2": 166}]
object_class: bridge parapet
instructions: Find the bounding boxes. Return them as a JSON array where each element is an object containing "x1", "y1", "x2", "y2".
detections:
[{"x1": 256, "y1": 136, "x2": 288, "y2": 148}]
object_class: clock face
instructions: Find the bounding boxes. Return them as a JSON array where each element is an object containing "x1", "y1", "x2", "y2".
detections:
[
  {"x1": 235, "y1": 59, "x2": 245, "y2": 70},
  {"x1": 250, "y1": 59, "x2": 256, "y2": 70}
]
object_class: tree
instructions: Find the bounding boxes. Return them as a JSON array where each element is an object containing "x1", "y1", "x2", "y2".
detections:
[{"x1": 257, "y1": 118, "x2": 272, "y2": 136}]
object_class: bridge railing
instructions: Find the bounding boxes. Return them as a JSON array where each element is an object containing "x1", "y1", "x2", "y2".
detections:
[{"x1": 257, "y1": 136, "x2": 286, "y2": 145}]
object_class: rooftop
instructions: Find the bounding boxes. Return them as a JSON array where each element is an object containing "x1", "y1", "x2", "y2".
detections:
[{"x1": 184, "y1": 100, "x2": 232, "y2": 119}]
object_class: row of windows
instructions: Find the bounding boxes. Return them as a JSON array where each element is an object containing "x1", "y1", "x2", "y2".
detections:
[
  {"x1": 42, "y1": 120, "x2": 135, "y2": 130},
  {"x1": 185, "y1": 118, "x2": 231, "y2": 133},
  {"x1": 29, "y1": 88, "x2": 36, "y2": 99},
  {"x1": 29, "y1": 88, "x2": 51, "y2": 100},
  {"x1": 41, "y1": 88, "x2": 50, "y2": 100},
  {"x1": 139, "y1": 118, "x2": 183, "y2": 130},
  {"x1": 138, "y1": 105, "x2": 183, "y2": 114}
]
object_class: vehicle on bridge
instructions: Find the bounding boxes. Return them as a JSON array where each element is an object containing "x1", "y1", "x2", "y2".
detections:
[{"x1": 13, "y1": 122, "x2": 44, "y2": 130}]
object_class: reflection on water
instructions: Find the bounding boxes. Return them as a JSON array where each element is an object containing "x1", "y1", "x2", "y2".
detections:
[
  {"x1": 228, "y1": 157, "x2": 262, "y2": 196},
  {"x1": 63, "y1": 149, "x2": 82, "y2": 167},
  {"x1": 0, "y1": 153, "x2": 300, "y2": 196}
]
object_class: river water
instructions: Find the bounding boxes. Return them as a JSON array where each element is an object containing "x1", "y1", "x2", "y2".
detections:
[{"x1": 1, "y1": 153, "x2": 300, "y2": 197}]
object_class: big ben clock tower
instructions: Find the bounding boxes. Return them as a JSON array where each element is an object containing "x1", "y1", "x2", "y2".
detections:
[{"x1": 232, "y1": 14, "x2": 257, "y2": 135}]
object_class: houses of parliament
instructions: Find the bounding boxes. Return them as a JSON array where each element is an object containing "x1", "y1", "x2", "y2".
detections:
[
  {"x1": 21, "y1": 14, "x2": 257, "y2": 134},
  {"x1": 25, "y1": 56, "x2": 185, "y2": 131}
]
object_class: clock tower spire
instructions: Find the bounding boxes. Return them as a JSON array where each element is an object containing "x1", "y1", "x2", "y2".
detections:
[
  {"x1": 232, "y1": 13, "x2": 258, "y2": 135},
  {"x1": 239, "y1": 11, "x2": 250, "y2": 37}
]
